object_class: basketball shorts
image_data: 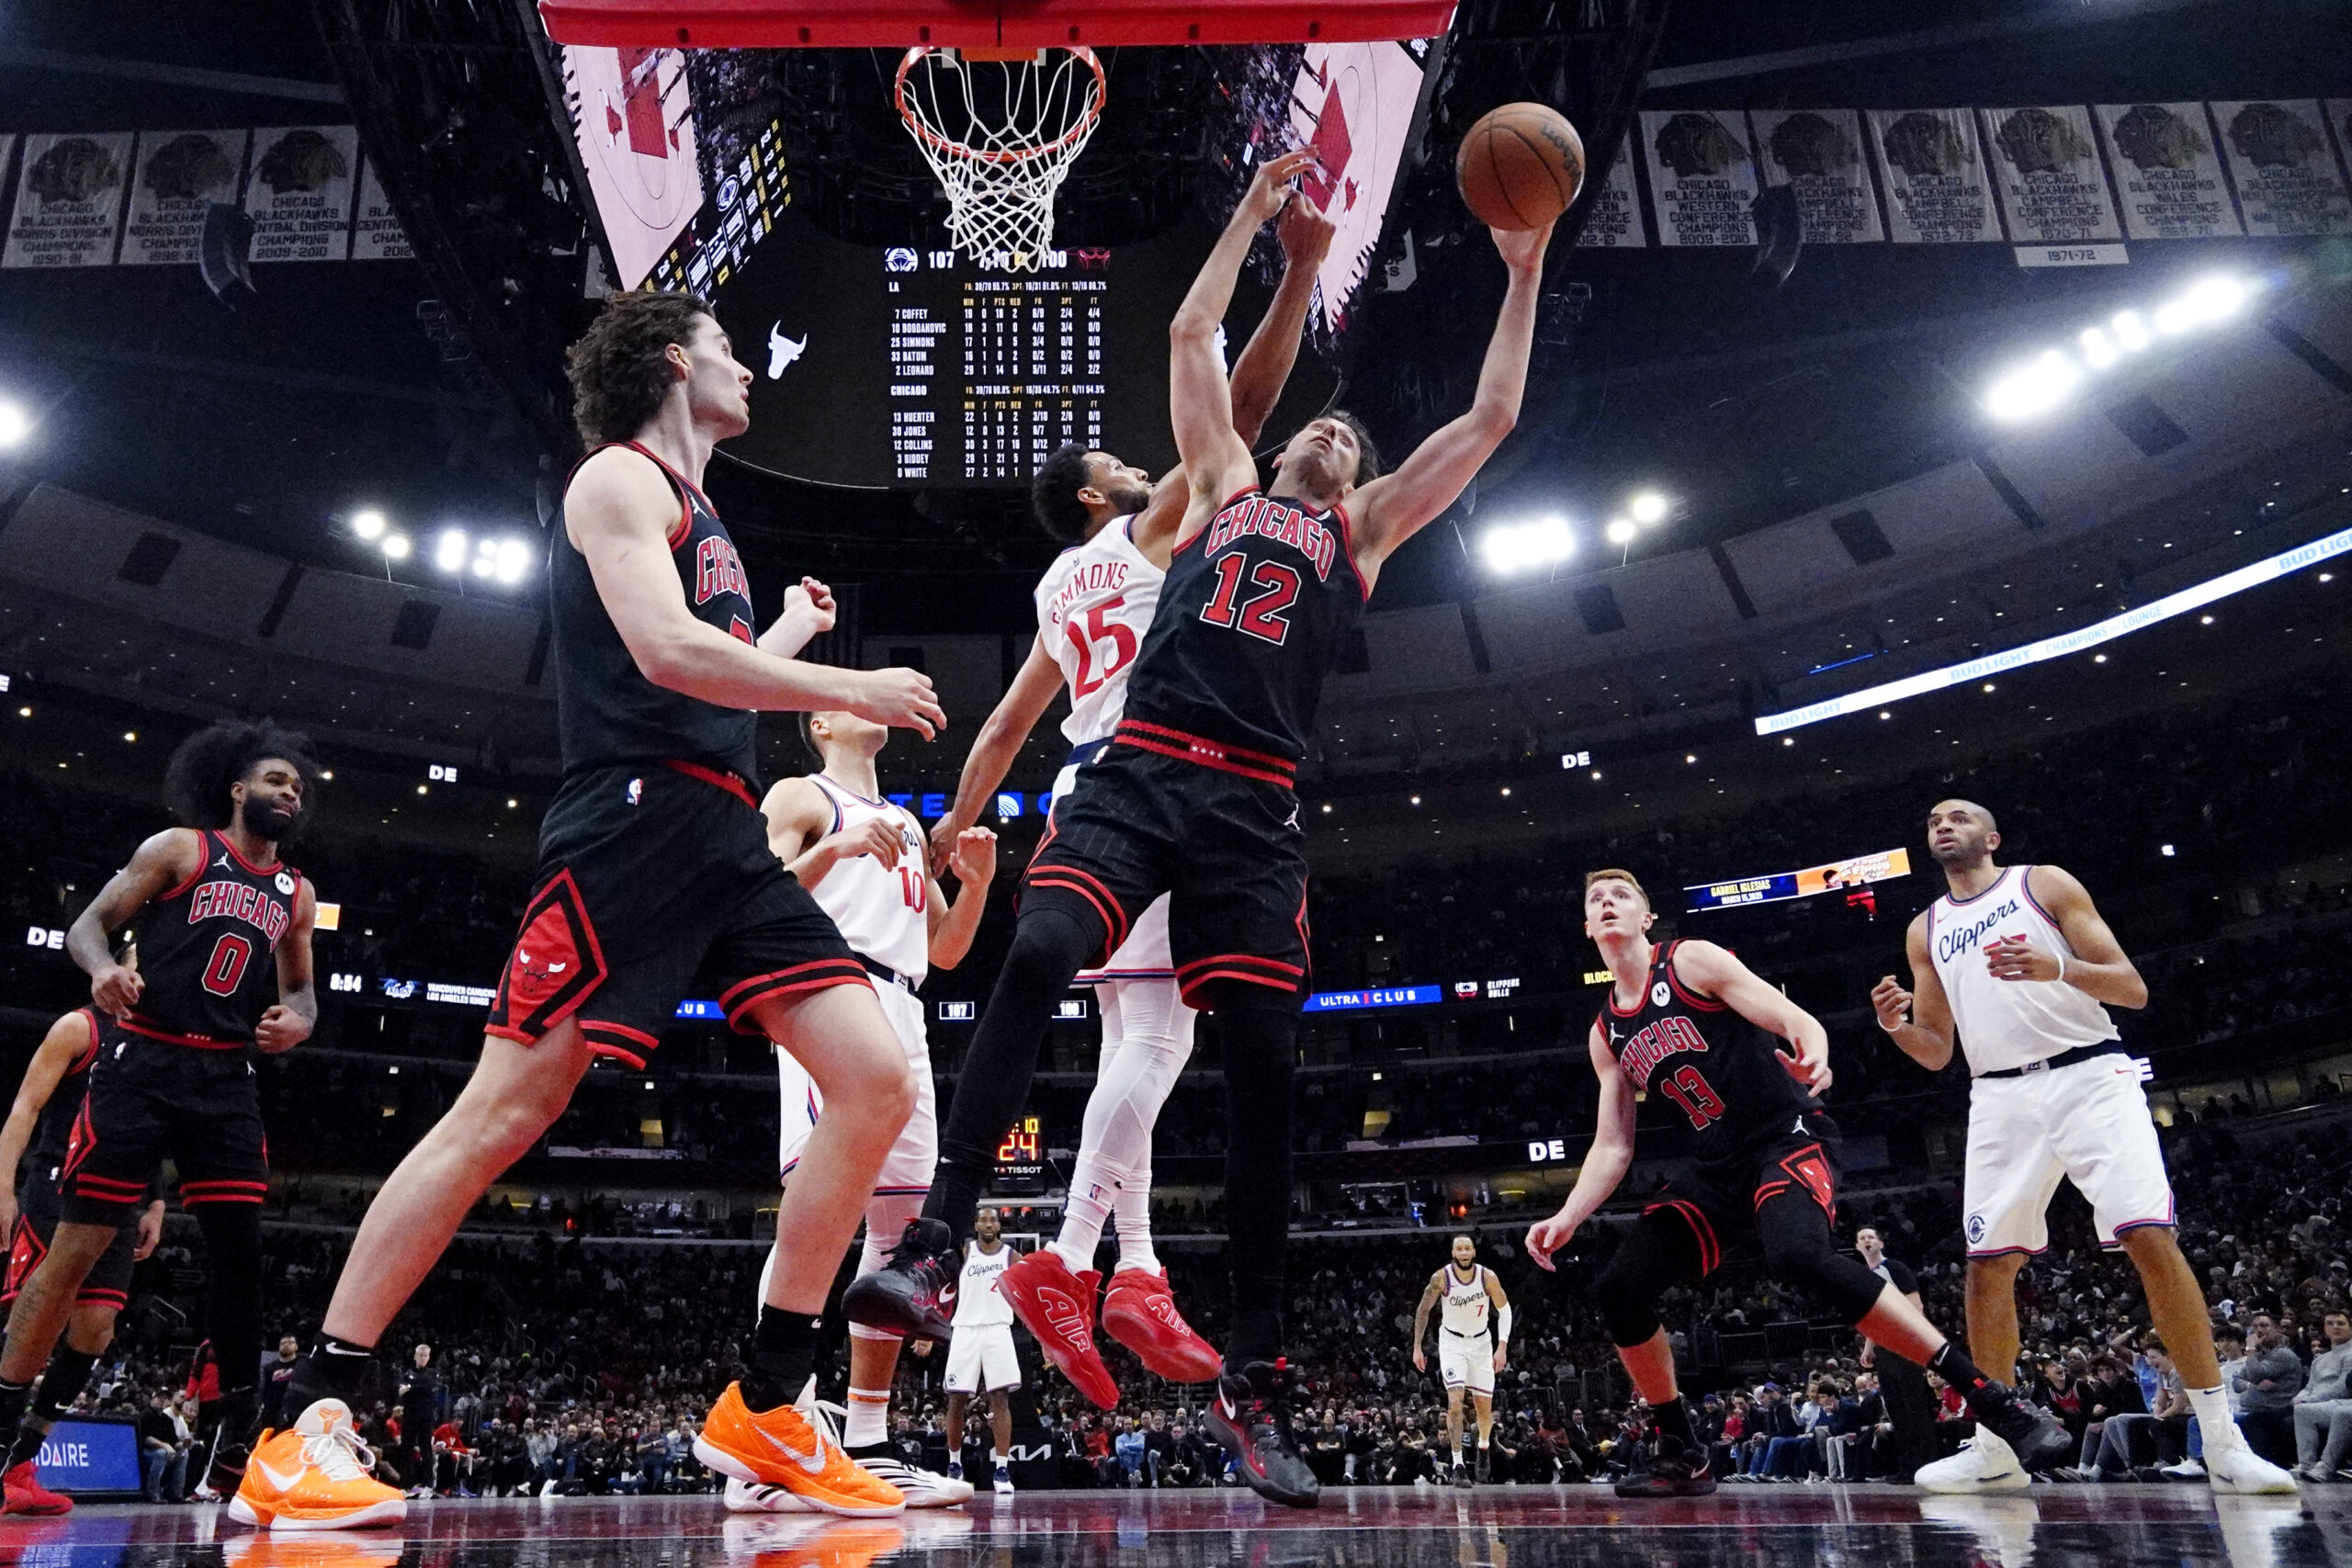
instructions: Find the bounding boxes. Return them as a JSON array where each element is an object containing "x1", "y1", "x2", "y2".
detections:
[
  {"x1": 1438, "y1": 1330, "x2": 1496, "y2": 1396},
  {"x1": 775, "y1": 979, "x2": 936, "y2": 1194},
  {"x1": 61, "y1": 1029, "x2": 267, "y2": 1227},
  {"x1": 944, "y1": 1322, "x2": 1021, "y2": 1393},
  {"x1": 1023, "y1": 741, "x2": 1308, "y2": 1010},
  {"x1": 6, "y1": 1166, "x2": 142, "y2": 1312},
  {"x1": 1962, "y1": 1050, "x2": 2173, "y2": 1257},
  {"x1": 1052, "y1": 761, "x2": 1175, "y2": 984},
  {"x1": 1641, "y1": 1117, "x2": 1846, "y2": 1280},
  {"x1": 486, "y1": 761, "x2": 870, "y2": 1069}
]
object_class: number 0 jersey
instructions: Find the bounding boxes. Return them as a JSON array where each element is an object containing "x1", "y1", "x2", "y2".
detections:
[
  {"x1": 1119, "y1": 487, "x2": 1368, "y2": 775},
  {"x1": 1034, "y1": 515, "x2": 1164, "y2": 750},
  {"x1": 802, "y1": 775, "x2": 931, "y2": 985},
  {"x1": 127, "y1": 829, "x2": 304, "y2": 1048},
  {"x1": 1599, "y1": 940, "x2": 1820, "y2": 1171}
]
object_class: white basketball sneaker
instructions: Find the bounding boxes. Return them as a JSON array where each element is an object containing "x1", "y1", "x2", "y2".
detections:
[
  {"x1": 2202, "y1": 1431, "x2": 2298, "y2": 1495},
  {"x1": 1916, "y1": 1430, "x2": 2030, "y2": 1494},
  {"x1": 849, "y1": 1450, "x2": 974, "y2": 1508}
]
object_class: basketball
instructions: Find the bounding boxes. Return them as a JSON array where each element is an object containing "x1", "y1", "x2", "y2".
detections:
[{"x1": 1455, "y1": 102, "x2": 1585, "y2": 231}]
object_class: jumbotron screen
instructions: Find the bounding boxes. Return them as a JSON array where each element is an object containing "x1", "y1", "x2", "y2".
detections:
[{"x1": 1685, "y1": 848, "x2": 1913, "y2": 912}]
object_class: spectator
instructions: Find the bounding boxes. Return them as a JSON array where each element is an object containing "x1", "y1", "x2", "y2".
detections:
[
  {"x1": 2233, "y1": 1313, "x2": 2305, "y2": 1467},
  {"x1": 2292, "y1": 1307, "x2": 2352, "y2": 1483}
]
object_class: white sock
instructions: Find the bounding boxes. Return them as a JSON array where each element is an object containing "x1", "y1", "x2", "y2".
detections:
[
  {"x1": 2186, "y1": 1385, "x2": 2231, "y2": 1443},
  {"x1": 1051, "y1": 1146, "x2": 1118, "y2": 1275},
  {"x1": 1113, "y1": 1171, "x2": 1161, "y2": 1278},
  {"x1": 991, "y1": 1450, "x2": 1010, "y2": 1468},
  {"x1": 843, "y1": 1386, "x2": 890, "y2": 1449}
]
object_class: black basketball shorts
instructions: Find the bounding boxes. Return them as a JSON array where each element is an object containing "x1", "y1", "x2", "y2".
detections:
[
  {"x1": 61, "y1": 1028, "x2": 268, "y2": 1228},
  {"x1": 1639, "y1": 1116, "x2": 1846, "y2": 1280},
  {"x1": 486, "y1": 761, "x2": 870, "y2": 1067},
  {"x1": 6, "y1": 1165, "x2": 142, "y2": 1311},
  {"x1": 1022, "y1": 734, "x2": 1310, "y2": 1010}
]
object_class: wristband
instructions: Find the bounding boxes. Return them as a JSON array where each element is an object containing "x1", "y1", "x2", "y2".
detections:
[{"x1": 2054, "y1": 952, "x2": 2067, "y2": 984}]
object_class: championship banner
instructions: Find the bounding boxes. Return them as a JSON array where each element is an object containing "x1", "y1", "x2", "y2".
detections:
[
  {"x1": 120, "y1": 130, "x2": 249, "y2": 266},
  {"x1": 1981, "y1": 106, "x2": 2121, "y2": 244},
  {"x1": 1639, "y1": 110, "x2": 1758, "y2": 246},
  {"x1": 1684, "y1": 848, "x2": 1912, "y2": 912},
  {"x1": 2331, "y1": 103, "x2": 2352, "y2": 177},
  {"x1": 1749, "y1": 109, "x2": 1883, "y2": 243},
  {"x1": 351, "y1": 157, "x2": 415, "y2": 261},
  {"x1": 2095, "y1": 102, "x2": 2242, "y2": 239},
  {"x1": 1574, "y1": 134, "x2": 1648, "y2": 247},
  {"x1": 2211, "y1": 101, "x2": 2352, "y2": 237},
  {"x1": 1867, "y1": 108, "x2": 2001, "y2": 243},
  {"x1": 2, "y1": 132, "x2": 134, "y2": 269},
  {"x1": 245, "y1": 125, "x2": 359, "y2": 261}
]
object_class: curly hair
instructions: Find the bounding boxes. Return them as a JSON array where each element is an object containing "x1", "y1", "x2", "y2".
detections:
[
  {"x1": 566, "y1": 290, "x2": 718, "y2": 447},
  {"x1": 1031, "y1": 444, "x2": 1099, "y2": 543},
  {"x1": 164, "y1": 720, "x2": 322, "y2": 837}
]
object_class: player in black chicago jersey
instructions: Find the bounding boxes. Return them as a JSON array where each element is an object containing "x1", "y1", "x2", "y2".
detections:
[
  {"x1": 0, "y1": 720, "x2": 321, "y2": 1515},
  {"x1": 262, "y1": 291, "x2": 943, "y2": 1529},
  {"x1": 1525, "y1": 871, "x2": 2069, "y2": 1497},
  {"x1": 851, "y1": 149, "x2": 1555, "y2": 1507},
  {"x1": 0, "y1": 996, "x2": 165, "y2": 1514}
]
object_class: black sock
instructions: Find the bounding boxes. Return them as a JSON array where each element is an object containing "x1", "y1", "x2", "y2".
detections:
[
  {"x1": 742, "y1": 1307, "x2": 822, "y2": 1412},
  {"x1": 1650, "y1": 1395, "x2": 1698, "y2": 1450},
  {"x1": 1217, "y1": 999, "x2": 1296, "y2": 1369},
  {"x1": 286, "y1": 1336, "x2": 375, "y2": 1415},
  {"x1": 922, "y1": 910, "x2": 1092, "y2": 1238},
  {"x1": 0, "y1": 1378, "x2": 30, "y2": 1440},
  {"x1": 5, "y1": 1418, "x2": 44, "y2": 1471},
  {"x1": 28, "y1": 1346, "x2": 97, "y2": 1428},
  {"x1": 1928, "y1": 1341, "x2": 1998, "y2": 1404}
]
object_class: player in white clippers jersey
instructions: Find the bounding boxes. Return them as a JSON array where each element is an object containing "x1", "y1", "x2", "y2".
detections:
[
  {"x1": 941, "y1": 1206, "x2": 1023, "y2": 1495},
  {"x1": 924, "y1": 197, "x2": 1335, "y2": 1397},
  {"x1": 1876, "y1": 799, "x2": 2293, "y2": 1497},
  {"x1": 737, "y1": 710, "x2": 998, "y2": 1511},
  {"x1": 1410, "y1": 1235, "x2": 1510, "y2": 1487}
]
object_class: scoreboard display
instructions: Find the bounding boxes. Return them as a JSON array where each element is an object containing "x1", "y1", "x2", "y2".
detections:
[
  {"x1": 993, "y1": 1114, "x2": 1047, "y2": 1197},
  {"x1": 712, "y1": 210, "x2": 1332, "y2": 490}
]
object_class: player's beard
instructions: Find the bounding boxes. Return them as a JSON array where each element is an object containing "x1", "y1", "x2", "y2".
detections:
[
  {"x1": 239, "y1": 795, "x2": 300, "y2": 843},
  {"x1": 1107, "y1": 477, "x2": 1151, "y2": 515}
]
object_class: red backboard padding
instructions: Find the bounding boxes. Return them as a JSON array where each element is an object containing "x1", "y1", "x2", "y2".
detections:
[{"x1": 538, "y1": 0, "x2": 1456, "y2": 49}]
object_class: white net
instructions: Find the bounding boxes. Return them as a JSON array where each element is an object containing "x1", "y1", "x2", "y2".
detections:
[{"x1": 894, "y1": 46, "x2": 1106, "y2": 271}]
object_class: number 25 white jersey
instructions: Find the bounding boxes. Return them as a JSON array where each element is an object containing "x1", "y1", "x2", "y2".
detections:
[{"x1": 1033, "y1": 516, "x2": 1163, "y2": 749}]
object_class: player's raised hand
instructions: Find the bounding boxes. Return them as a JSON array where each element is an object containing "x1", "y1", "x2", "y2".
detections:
[
  {"x1": 1241, "y1": 148, "x2": 1320, "y2": 225},
  {"x1": 1277, "y1": 191, "x2": 1337, "y2": 267},
  {"x1": 831, "y1": 818, "x2": 904, "y2": 870},
  {"x1": 1871, "y1": 975, "x2": 1913, "y2": 1033},
  {"x1": 782, "y1": 576, "x2": 837, "y2": 636},
  {"x1": 1489, "y1": 217, "x2": 1555, "y2": 276},
  {"x1": 927, "y1": 812, "x2": 973, "y2": 871},
  {"x1": 91, "y1": 960, "x2": 143, "y2": 1020},
  {"x1": 851, "y1": 666, "x2": 944, "y2": 739},
  {"x1": 1775, "y1": 1040, "x2": 1833, "y2": 1096},
  {"x1": 1984, "y1": 934, "x2": 2057, "y2": 984},
  {"x1": 947, "y1": 826, "x2": 998, "y2": 886},
  {"x1": 1525, "y1": 1210, "x2": 1578, "y2": 1271},
  {"x1": 254, "y1": 1003, "x2": 311, "y2": 1055}
]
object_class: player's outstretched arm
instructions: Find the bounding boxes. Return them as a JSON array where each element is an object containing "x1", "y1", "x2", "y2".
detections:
[
  {"x1": 1170, "y1": 150, "x2": 1322, "y2": 531},
  {"x1": 931, "y1": 635, "x2": 1063, "y2": 866},
  {"x1": 0, "y1": 1012, "x2": 97, "y2": 1236},
  {"x1": 569, "y1": 447, "x2": 944, "y2": 737},
  {"x1": 2005, "y1": 865, "x2": 2148, "y2": 1009},
  {"x1": 1351, "y1": 220, "x2": 1554, "y2": 569},
  {"x1": 255, "y1": 879, "x2": 318, "y2": 1055},
  {"x1": 1674, "y1": 939, "x2": 1832, "y2": 1095},
  {"x1": 65, "y1": 828, "x2": 200, "y2": 1018},
  {"x1": 926, "y1": 827, "x2": 998, "y2": 971},
  {"x1": 1873, "y1": 916, "x2": 1956, "y2": 1071},
  {"x1": 1486, "y1": 1269, "x2": 1512, "y2": 1371},
  {"x1": 758, "y1": 576, "x2": 838, "y2": 660},
  {"x1": 1525, "y1": 1029, "x2": 1637, "y2": 1269},
  {"x1": 1410, "y1": 1273, "x2": 1442, "y2": 1371}
]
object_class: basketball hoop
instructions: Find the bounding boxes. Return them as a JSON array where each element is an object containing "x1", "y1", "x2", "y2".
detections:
[{"x1": 895, "y1": 46, "x2": 1106, "y2": 270}]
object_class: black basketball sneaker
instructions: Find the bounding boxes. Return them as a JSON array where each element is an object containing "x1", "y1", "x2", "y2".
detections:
[
  {"x1": 1973, "y1": 1380, "x2": 2075, "y2": 1473},
  {"x1": 1614, "y1": 1435, "x2": 1717, "y2": 1498},
  {"x1": 1205, "y1": 1361, "x2": 1318, "y2": 1509},
  {"x1": 839, "y1": 1218, "x2": 959, "y2": 1343}
]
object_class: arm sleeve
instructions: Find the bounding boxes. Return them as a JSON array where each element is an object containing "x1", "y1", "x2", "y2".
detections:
[{"x1": 1496, "y1": 1304, "x2": 1513, "y2": 1344}]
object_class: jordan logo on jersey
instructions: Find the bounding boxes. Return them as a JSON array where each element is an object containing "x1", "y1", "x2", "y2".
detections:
[
  {"x1": 693, "y1": 536, "x2": 750, "y2": 606},
  {"x1": 1615, "y1": 1013, "x2": 1710, "y2": 1092},
  {"x1": 1203, "y1": 495, "x2": 1339, "y2": 581}
]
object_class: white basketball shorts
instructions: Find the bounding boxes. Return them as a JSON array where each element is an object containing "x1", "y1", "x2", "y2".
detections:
[
  {"x1": 944, "y1": 1323, "x2": 1022, "y2": 1393},
  {"x1": 1439, "y1": 1332, "x2": 1496, "y2": 1396},
  {"x1": 776, "y1": 980, "x2": 935, "y2": 1195},
  {"x1": 1962, "y1": 1051, "x2": 2174, "y2": 1258},
  {"x1": 1055, "y1": 760, "x2": 1173, "y2": 982}
]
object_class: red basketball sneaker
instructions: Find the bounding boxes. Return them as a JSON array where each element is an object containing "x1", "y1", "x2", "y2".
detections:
[
  {"x1": 3, "y1": 1459, "x2": 74, "y2": 1516},
  {"x1": 997, "y1": 1250, "x2": 1118, "y2": 1409},
  {"x1": 1101, "y1": 1268, "x2": 1221, "y2": 1382}
]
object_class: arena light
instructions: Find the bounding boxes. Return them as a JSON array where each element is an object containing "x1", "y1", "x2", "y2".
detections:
[
  {"x1": 2110, "y1": 310, "x2": 2153, "y2": 353},
  {"x1": 1984, "y1": 275, "x2": 2256, "y2": 424},
  {"x1": 381, "y1": 534, "x2": 413, "y2": 560},
  {"x1": 0, "y1": 400, "x2": 29, "y2": 449},
  {"x1": 1478, "y1": 516, "x2": 1575, "y2": 575},
  {"x1": 493, "y1": 537, "x2": 533, "y2": 584},
  {"x1": 1754, "y1": 520, "x2": 2352, "y2": 735},
  {"x1": 1604, "y1": 517, "x2": 1637, "y2": 546},
  {"x1": 1628, "y1": 490, "x2": 1669, "y2": 525},
  {"x1": 433, "y1": 528, "x2": 469, "y2": 573},
  {"x1": 351, "y1": 508, "x2": 388, "y2": 540},
  {"x1": 1984, "y1": 350, "x2": 2080, "y2": 423}
]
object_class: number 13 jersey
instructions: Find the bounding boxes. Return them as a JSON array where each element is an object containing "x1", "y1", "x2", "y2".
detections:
[
  {"x1": 1035, "y1": 515, "x2": 1164, "y2": 750},
  {"x1": 1599, "y1": 940, "x2": 1821, "y2": 1171},
  {"x1": 1122, "y1": 487, "x2": 1368, "y2": 770}
]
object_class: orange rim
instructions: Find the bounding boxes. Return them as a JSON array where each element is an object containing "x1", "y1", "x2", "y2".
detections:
[{"x1": 894, "y1": 46, "x2": 1106, "y2": 166}]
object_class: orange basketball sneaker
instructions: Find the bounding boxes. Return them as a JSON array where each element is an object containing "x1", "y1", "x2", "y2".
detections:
[
  {"x1": 229, "y1": 1399, "x2": 407, "y2": 1531},
  {"x1": 696, "y1": 1382, "x2": 905, "y2": 1517}
]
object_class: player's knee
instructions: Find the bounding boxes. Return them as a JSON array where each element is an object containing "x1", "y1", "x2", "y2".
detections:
[
  {"x1": 65, "y1": 1307, "x2": 116, "y2": 1357},
  {"x1": 1006, "y1": 907, "x2": 1097, "y2": 983},
  {"x1": 1967, "y1": 1252, "x2": 2029, "y2": 1289},
  {"x1": 1765, "y1": 1235, "x2": 1885, "y2": 1324}
]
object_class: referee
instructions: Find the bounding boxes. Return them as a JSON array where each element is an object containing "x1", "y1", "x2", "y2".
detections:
[{"x1": 1856, "y1": 1226, "x2": 1936, "y2": 1480}]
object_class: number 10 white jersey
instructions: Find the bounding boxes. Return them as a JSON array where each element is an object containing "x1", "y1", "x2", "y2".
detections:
[
  {"x1": 804, "y1": 775, "x2": 931, "y2": 985},
  {"x1": 1034, "y1": 516, "x2": 1164, "y2": 750}
]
